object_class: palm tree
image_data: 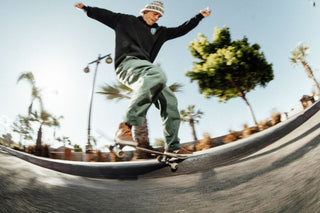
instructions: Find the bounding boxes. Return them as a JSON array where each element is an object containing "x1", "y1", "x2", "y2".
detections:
[
  {"x1": 56, "y1": 136, "x2": 71, "y2": 147},
  {"x1": 29, "y1": 110, "x2": 54, "y2": 156},
  {"x1": 17, "y1": 72, "x2": 43, "y2": 114},
  {"x1": 17, "y1": 72, "x2": 64, "y2": 156},
  {"x1": 52, "y1": 115, "x2": 64, "y2": 139},
  {"x1": 17, "y1": 72, "x2": 47, "y2": 155},
  {"x1": 98, "y1": 82, "x2": 183, "y2": 159},
  {"x1": 180, "y1": 105, "x2": 203, "y2": 142},
  {"x1": 290, "y1": 43, "x2": 320, "y2": 97},
  {"x1": 90, "y1": 136, "x2": 97, "y2": 151}
]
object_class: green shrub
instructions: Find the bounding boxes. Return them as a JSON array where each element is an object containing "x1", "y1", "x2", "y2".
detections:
[
  {"x1": 242, "y1": 124, "x2": 259, "y2": 138},
  {"x1": 224, "y1": 130, "x2": 241, "y2": 143},
  {"x1": 271, "y1": 112, "x2": 281, "y2": 126},
  {"x1": 11, "y1": 144, "x2": 24, "y2": 152},
  {"x1": 73, "y1": 144, "x2": 83, "y2": 152},
  {"x1": 26, "y1": 144, "x2": 49, "y2": 157}
]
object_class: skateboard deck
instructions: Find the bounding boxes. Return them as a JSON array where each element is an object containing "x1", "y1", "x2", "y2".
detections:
[{"x1": 114, "y1": 140, "x2": 189, "y2": 170}]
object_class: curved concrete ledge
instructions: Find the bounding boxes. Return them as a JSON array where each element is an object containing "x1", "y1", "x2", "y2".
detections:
[
  {"x1": 2, "y1": 101, "x2": 320, "y2": 179},
  {"x1": 0, "y1": 145, "x2": 164, "y2": 179}
]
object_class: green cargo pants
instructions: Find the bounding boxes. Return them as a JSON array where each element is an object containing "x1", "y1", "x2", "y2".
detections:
[{"x1": 115, "y1": 56, "x2": 181, "y2": 152}]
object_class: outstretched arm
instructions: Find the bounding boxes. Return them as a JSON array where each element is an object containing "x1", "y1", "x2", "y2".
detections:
[
  {"x1": 74, "y1": 3, "x2": 119, "y2": 29},
  {"x1": 165, "y1": 7, "x2": 212, "y2": 40},
  {"x1": 200, "y1": 7, "x2": 212, "y2": 17}
]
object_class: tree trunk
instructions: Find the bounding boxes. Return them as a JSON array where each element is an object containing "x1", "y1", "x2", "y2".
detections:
[
  {"x1": 35, "y1": 124, "x2": 42, "y2": 156},
  {"x1": 228, "y1": 77, "x2": 258, "y2": 127},
  {"x1": 189, "y1": 118, "x2": 198, "y2": 142},
  {"x1": 240, "y1": 94, "x2": 258, "y2": 127},
  {"x1": 301, "y1": 60, "x2": 320, "y2": 97}
]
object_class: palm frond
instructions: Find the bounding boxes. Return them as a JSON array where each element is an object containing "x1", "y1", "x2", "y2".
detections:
[
  {"x1": 290, "y1": 42, "x2": 310, "y2": 65},
  {"x1": 115, "y1": 83, "x2": 132, "y2": 94},
  {"x1": 97, "y1": 83, "x2": 131, "y2": 101},
  {"x1": 17, "y1": 72, "x2": 35, "y2": 84},
  {"x1": 169, "y1": 82, "x2": 184, "y2": 93},
  {"x1": 180, "y1": 105, "x2": 203, "y2": 123}
]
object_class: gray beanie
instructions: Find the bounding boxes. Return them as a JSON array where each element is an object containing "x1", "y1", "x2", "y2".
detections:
[{"x1": 140, "y1": 1, "x2": 164, "y2": 16}]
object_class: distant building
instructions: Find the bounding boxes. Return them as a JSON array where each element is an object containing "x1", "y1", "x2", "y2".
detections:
[
  {"x1": 300, "y1": 95, "x2": 315, "y2": 109},
  {"x1": 49, "y1": 145, "x2": 74, "y2": 161}
]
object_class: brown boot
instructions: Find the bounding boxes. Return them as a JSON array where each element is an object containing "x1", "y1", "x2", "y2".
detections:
[
  {"x1": 115, "y1": 123, "x2": 137, "y2": 146},
  {"x1": 164, "y1": 147, "x2": 193, "y2": 158}
]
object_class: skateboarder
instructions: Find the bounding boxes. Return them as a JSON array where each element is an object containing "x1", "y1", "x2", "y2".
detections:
[{"x1": 75, "y1": 1, "x2": 211, "y2": 157}]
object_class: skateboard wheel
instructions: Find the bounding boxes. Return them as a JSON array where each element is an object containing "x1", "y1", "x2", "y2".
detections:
[
  {"x1": 157, "y1": 155, "x2": 163, "y2": 162},
  {"x1": 170, "y1": 162, "x2": 178, "y2": 171},
  {"x1": 116, "y1": 149, "x2": 125, "y2": 158}
]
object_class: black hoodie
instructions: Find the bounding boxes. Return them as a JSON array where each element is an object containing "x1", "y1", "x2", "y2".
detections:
[{"x1": 83, "y1": 6, "x2": 204, "y2": 68}]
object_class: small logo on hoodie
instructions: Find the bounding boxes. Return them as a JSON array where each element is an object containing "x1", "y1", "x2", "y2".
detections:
[{"x1": 151, "y1": 28, "x2": 157, "y2": 35}]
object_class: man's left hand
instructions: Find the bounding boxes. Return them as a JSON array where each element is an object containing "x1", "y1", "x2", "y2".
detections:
[{"x1": 200, "y1": 7, "x2": 212, "y2": 17}]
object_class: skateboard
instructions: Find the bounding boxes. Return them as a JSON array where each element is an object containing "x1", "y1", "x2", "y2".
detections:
[{"x1": 113, "y1": 140, "x2": 188, "y2": 170}]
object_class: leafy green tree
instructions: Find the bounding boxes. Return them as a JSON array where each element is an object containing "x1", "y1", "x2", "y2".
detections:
[
  {"x1": 187, "y1": 26, "x2": 273, "y2": 125},
  {"x1": 12, "y1": 114, "x2": 34, "y2": 146},
  {"x1": 290, "y1": 42, "x2": 320, "y2": 96},
  {"x1": 0, "y1": 133, "x2": 15, "y2": 147},
  {"x1": 180, "y1": 105, "x2": 203, "y2": 141}
]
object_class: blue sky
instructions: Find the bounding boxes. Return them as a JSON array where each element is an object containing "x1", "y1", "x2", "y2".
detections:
[{"x1": 1, "y1": 0, "x2": 320, "y2": 150}]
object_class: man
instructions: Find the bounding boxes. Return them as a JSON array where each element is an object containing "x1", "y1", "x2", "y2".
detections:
[{"x1": 75, "y1": 1, "x2": 211, "y2": 157}]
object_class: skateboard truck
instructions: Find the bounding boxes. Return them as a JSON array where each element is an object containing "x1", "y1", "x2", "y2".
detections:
[
  {"x1": 113, "y1": 140, "x2": 138, "y2": 159},
  {"x1": 156, "y1": 155, "x2": 179, "y2": 170}
]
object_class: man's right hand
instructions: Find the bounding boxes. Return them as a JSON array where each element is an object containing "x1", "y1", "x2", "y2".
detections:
[{"x1": 75, "y1": 3, "x2": 84, "y2": 9}]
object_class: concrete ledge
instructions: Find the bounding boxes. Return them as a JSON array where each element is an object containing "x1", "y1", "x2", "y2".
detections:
[
  {"x1": 0, "y1": 145, "x2": 164, "y2": 179},
  {"x1": 2, "y1": 101, "x2": 320, "y2": 179}
]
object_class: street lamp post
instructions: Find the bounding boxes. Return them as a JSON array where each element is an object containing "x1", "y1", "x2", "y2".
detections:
[{"x1": 84, "y1": 54, "x2": 113, "y2": 153}]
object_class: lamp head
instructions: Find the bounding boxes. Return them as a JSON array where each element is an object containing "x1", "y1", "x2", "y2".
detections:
[
  {"x1": 84, "y1": 66, "x2": 90, "y2": 73},
  {"x1": 106, "y1": 56, "x2": 113, "y2": 64}
]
